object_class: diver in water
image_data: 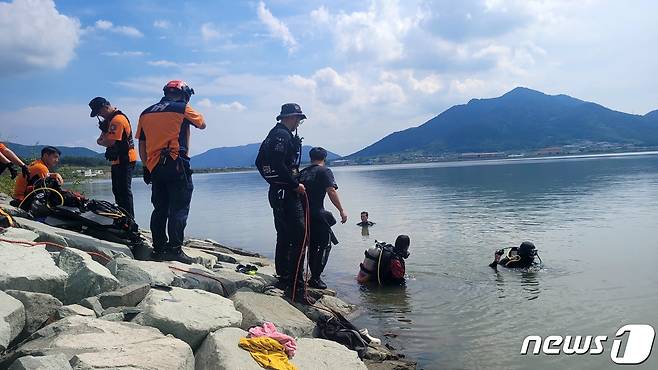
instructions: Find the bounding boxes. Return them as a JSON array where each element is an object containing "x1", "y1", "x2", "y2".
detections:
[
  {"x1": 357, "y1": 235, "x2": 410, "y2": 286},
  {"x1": 357, "y1": 211, "x2": 375, "y2": 227},
  {"x1": 489, "y1": 241, "x2": 540, "y2": 269}
]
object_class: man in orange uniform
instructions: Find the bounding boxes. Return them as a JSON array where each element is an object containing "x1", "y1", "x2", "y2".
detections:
[
  {"x1": 89, "y1": 97, "x2": 138, "y2": 216},
  {"x1": 13, "y1": 146, "x2": 64, "y2": 202},
  {"x1": 0, "y1": 142, "x2": 29, "y2": 179},
  {"x1": 136, "y1": 80, "x2": 206, "y2": 264}
]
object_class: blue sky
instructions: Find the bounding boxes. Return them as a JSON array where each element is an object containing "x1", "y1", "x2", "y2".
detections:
[{"x1": 1, "y1": 0, "x2": 657, "y2": 155}]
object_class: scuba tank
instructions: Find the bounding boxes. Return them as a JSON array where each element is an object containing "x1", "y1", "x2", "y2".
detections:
[{"x1": 360, "y1": 244, "x2": 383, "y2": 277}]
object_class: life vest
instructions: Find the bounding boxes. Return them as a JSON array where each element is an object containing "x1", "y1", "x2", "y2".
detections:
[{"x1": 104, "y1": 110, "x2": 135, "y2": 162}]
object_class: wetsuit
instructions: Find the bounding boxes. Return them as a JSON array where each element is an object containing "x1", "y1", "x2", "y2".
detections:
[
  {"x1": 255, "y1": 122, "x2": 305, "y2": 292},
  {"x1": 494, "y1": 246, "x2": 535, "y2": 268},
  {"x1": 299, "y1": 164, "x2": 339, "y2": 282}
]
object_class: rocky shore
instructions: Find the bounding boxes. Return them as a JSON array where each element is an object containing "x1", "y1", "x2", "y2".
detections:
[{"x1": 0, "y1": 193, "x2": 415, "y2": 370}]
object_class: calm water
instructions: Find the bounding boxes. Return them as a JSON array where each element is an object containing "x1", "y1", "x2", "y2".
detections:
[{"x1": 80, "y1": 155, "x2": 658, "y2": 370}]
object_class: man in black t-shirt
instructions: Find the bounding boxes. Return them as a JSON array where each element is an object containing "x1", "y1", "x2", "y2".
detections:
[{"x1": 299, "y1": 147, "x2": 348, "y2": 289}]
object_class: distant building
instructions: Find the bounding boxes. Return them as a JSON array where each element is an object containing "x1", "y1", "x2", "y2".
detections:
[
  {"x1": 459, "y1": 152, "x2": 504, "y2": 159},
  {"x1": 536, "y1": 147, "x2": 562, "y2": 156}
]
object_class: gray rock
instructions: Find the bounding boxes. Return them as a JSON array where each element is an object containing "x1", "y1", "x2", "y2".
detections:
[
  {"x1": 105, "y1": 258, "x2": 175, "y2": 286},
  {"x1": 0, "y1": 241, "x2": 68, "y2": 299},
  {"x1": 4, "y1": 290, "x2": 62, "y2": 336},
  {"x1": 0, "y1": 290, "x2": 25, "y2": 351},
  {"x1": 194, "y1": 327, "x2": 263, "y2": 370},
  {"x1": 181, "y1": 247, "x2": 217, "y2": 269},
  {"x1": 57, "y1": 248, "x2": 119, "y2": 304},
  {"x1": 13, "y1": 316, "x2": 194, "y2": 370},
  {"x1": 13, "y1": 217, "x2": 133, "y2": 258},
  {"x1": 133, "y1": 287, "x2": 242, "y2": 350},
  {"x1": 292, "y1": 338, "x2": 368, "y2": 369},
  {"x1": 8, "y1": 353, "x2": 73, "y2": 370},
  {"x1": 211, "y1": 264, "x2": 278, "y2": 293},
  {"x1": 0, "y1": 227, "x2": 40, "y2": 242},
  {"x1": 98, "y1": 312, "x2": 124, "y2": 322},
  {"x1": 363, "y1": 359, "x2": 417, "y2": 370},
  {"x1": 295, "y1": 295, "x2": 358, "y2": 322},
  {"x1": 169, "y1": 262, "x2": 233, "y2": 297},
  {"x1": 79, "y1": 297, "x2": 104, "y2": 317},
  {"x1": 231, "y1": 289, "x2": 315, "y2": 337},
  {"x1": 55, "y1": 304, "x2": 96, "y2": 319},
  {"x1": 97, "y1": 283, "x2": 150, "y2": 308}
]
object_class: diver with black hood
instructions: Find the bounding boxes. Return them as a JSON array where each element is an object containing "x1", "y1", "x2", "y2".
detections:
[
  {"x1": 489, "y1": 241, "x2": 541, "y2": 270},
  {"x1": 357, "y1": 235, "x2": 411, "y2": 286}
]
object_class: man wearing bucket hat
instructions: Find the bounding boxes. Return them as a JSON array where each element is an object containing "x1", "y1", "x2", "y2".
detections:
[{"x1": 256, "y1": 103, "x2": 315, "y2": 304}]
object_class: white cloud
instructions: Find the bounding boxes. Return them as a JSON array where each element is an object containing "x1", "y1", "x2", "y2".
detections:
[
  {"x1": 0, "y1": 0, "x2": 81, "y2": 75},
  {"x1": 201, "y1": 22, "x2": 221, "y2": 41},
  {"x1": 257, "y1": 1, "x2": 298, "y2": 52},
  {"x1": 311, "y1": 0, "x2": 426, "y2": 62},
  {"x1": 153, "y1": 20, "x2": 171, "y2": 29},
  {"x1": 93, "y1": 19, "x2": 143, "y2": 37},
  {"x1": 196, "y1": 98, "x2": 246, "y2": 112},
  {"x1": 102, "y1": 51, "x2": 147, "y2": 57},
  {"x1": 147, "y1": 60, "x2": 180, "y2": 68}
]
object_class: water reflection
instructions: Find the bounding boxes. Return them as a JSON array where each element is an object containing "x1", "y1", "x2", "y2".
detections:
[{"x1": 361, "y1": 226, "x2": 370, "y2": 239}]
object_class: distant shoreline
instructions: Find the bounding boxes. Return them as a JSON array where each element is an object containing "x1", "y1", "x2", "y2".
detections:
[{"x1": 190, "y1": 150, "x2": 658, "y2": 174}]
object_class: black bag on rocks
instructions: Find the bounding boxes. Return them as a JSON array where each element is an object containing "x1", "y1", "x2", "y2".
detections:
[{"x1": 316, "y1": 311, "x2": 368, "y2": 358}]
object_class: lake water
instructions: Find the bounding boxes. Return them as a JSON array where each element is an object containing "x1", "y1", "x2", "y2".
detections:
[{"x1": 80, "y1": 154, "x2": 658, "y2": 370}]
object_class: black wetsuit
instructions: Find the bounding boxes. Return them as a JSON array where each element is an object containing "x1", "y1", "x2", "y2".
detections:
[
  {"x1": 299, "y1": 164, "x2": 339, "y2": 281},
  {"x1": 255, "y1": 123, "x2": 305, "y2": 292},
  {"x1": 357, "y1": 221, "x2": 375, "y2": 227},
  {"x1": 496, "y1": 247, "x2": 535, "y2": 268}
]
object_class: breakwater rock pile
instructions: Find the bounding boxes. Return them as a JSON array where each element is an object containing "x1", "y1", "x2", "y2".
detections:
[{"x1": 0, "y1": 193, "x2": 415, "y2": 370}]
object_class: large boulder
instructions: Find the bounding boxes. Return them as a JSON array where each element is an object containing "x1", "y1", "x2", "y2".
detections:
[
  {"x1": 168, "y1": 262, "x2": 233, "y2": 297},
  {"x1": 230, "y1": 289, "x2": 315, "y2": 337},
  {"x1": 0, "y1": 290, "x2": 25, "y2": 352},
  {"x1": 12, "y1": 217, "x2": 133, "y2": 258},
  {"x1": 181, "y1": 247, "x2": 217, "y2": 269},
  {"x1": 0, "y1": 227, "x2": 40, "y2": 242},
  {"x1": 211, "y1": 264, "x2": 278, "y2": 293},
  {"x1": 195, "y1": 327, "x2": 263, "y2": 370},
  {"x1": 292, "y1": 338, "x2": 368, "y2": 369},
  {"x1": 133, "y1": 287, "x2": 242, "y2": 350},
  {"x1": 8, "y1": 353, "x2": 72, "y2": 370},
  {"x1": 0, "y1": 241, "x2": 68, "y2": 299},
  {"x1": 55, "y1": 304, "x2": 96, "y2": 320},
  {"x1": 105, "y1": 258, "x2": 175, "y2": 286},
  {"x1": 11, "y1": 316, "x2": 194, "y2": 370},
  {"x1": 57, "y1": 248, "x2": 119, "y2": 304},
  {"x1": 4, "y1": 290, "x2": 62, "y2": 336},
  {"x1": 97, "y1": 283, "x2": 150, "y2": 308},
  {"x1": 295, "y1": 295, "x2": 358, "y2": 322}
]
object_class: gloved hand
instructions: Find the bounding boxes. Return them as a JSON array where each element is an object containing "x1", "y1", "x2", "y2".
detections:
[
  {"x1": 143, "y1": 169, "x2": 151, "y2": 185},
  {"x1": 98, "y1": 119, "x2": 109, "y2": 133},
  {"x1": 20, "y1": 164, "x2": 29, "y2": 178},
  {"x1": 7, "y1": 164, "x2": 18, "y2": 179}
]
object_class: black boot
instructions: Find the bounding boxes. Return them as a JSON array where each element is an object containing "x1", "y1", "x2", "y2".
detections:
[
  {"x1": 286, "y1": 288, "x2": 316, "y2": 305},
  {"x1": 308, "y1": 277, "x2": 327, "y2": 289},
  {"x1": 168, "y1": 248, "x2": 194, "y2": 265}
]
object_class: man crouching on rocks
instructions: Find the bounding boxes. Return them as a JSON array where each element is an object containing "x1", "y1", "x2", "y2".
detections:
[{"x1": 255, "y1": 103, "x2": 315, "y2": 305}]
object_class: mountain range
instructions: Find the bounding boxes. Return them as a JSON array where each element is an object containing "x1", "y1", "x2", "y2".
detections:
[
  {"x1": 190, "y1": 143, "x2": 340, "y2": 169},
  {"x1": 2, "y1": 142, "x2": 102, "y2": 160},
  {"x1": 348, "y1": 87, "x2": 658, "y2": 158}
]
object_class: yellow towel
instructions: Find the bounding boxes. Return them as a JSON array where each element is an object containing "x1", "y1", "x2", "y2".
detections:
[{"x1": 239, "y1": 337, "x2": 298, "y2": 370}]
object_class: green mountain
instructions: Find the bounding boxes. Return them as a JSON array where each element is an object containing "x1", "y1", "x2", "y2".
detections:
[
  {"x1": 348, "y1": 87, "x2": 658, "y2": 159},
  {"x1": 2, "y1": 142, "x2": 103, "y2": 160},
  {"x1": 191, "y1": 143, "x2": 341, "y2": 169}
]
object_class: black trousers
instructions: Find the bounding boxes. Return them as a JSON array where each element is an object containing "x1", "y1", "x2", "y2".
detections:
[
  {"x1": 269, "y1": 186, "x2": 306, "y2": 290},
  {"x1": 150, "y1": 159, "x2": 193, "y2": 252},
  {"x1": 111, "y1": 162, "x2": 135, "y2": 217},
  {"x1": 308, "y1": 220, "x2": 332, "y2": 279}
]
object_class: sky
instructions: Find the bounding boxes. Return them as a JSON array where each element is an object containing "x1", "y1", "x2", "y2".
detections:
[{"x1": 0, "y1": 0, "x2": 657, "y2": 156}]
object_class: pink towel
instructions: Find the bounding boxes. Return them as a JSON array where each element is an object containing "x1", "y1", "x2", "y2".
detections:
[{"x1": 248, "y1": 322, "x2": 297, "y2": 358}]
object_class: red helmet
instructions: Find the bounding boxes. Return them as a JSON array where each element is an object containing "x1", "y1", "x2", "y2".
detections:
[{"x1": 163, "y1": 80, "x2": 195, "y2": 102}]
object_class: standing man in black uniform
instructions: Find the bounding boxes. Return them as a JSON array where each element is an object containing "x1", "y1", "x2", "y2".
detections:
[
  {"x1": 256, "y1": 103, "x2": 314, "y2": 304},
  {"x1": 299, "y1": 147, "x2": 347, "y2": 289}
]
